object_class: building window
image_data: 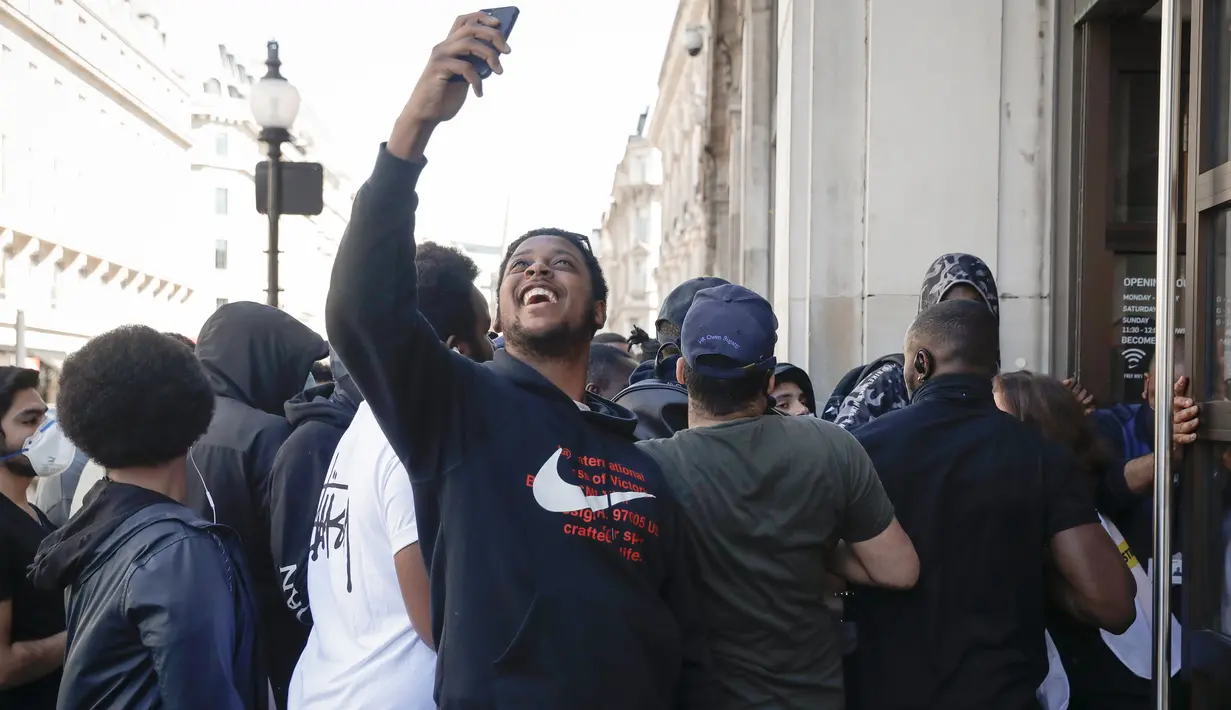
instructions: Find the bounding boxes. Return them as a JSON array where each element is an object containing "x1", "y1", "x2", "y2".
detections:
[
  {"x1": 631, "y1": 157, "x2": 647, "y2": 184},
  {"x1": 215, "y1": 131, "x2": 228, "y2": 156},
  {"x1": 203, "y1": 78, "x2": 221, "y2": 94},
  {"x1": 634, "y1": 208, "x2": 650, "y2": 242},
  {"x1": 214, "y1": 187, "x2": 228, "y2": 215},
  {"x1": 50, "y1": 264, "x2": 63, "y2": 306},
  {"x1": 216, "y1": 298, "x2": 228, "y2": 311},
  {"x1": 227, "y1": 85, "x2": 242, "y2": 99},
  {"x1": 214, "y1": 239, "x2": 228, "y2": 269}
]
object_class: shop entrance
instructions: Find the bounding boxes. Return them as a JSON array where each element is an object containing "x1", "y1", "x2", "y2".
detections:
[{"x1": 1074, "y1": 1, "x2": 1231, "y2": 707}]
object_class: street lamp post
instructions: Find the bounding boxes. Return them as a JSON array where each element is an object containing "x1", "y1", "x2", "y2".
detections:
[{"x1": 249, "y1": 40, "x2": 301, "y2": 308}]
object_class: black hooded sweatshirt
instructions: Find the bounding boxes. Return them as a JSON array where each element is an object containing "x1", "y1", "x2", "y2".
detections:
[
  {"x1": 268, "y1": 379, "x2": 362, "y2": 629},
  {"x1": 326, "y1": 146, "x2": 711, "y2": 709},
  {"x1": 190, "y1": 301, "x2": 327, "y2": 709}
]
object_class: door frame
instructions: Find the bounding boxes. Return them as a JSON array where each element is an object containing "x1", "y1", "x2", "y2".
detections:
[{"x1": 1181, "y1": 0, "x2": 1231, "y2": 705}]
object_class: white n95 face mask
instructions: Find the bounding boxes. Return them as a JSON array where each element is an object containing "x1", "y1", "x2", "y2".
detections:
[{"x1": 22, "y1": 416, "x2": 79, "y2": 477}]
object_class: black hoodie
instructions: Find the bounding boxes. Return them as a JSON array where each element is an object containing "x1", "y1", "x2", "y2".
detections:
[
  {"x1": 268, "y1": 380, "x2": 362, "y2": 630},
  {"x1": 190, "y1": 301, "x2": 327, "y2": 709},
  {"x1": 30, "y1": 480, "x2": 266, "y2": 710},
  {"x1": 326, "y1": 146, "x2": 711, "y2": 709}
]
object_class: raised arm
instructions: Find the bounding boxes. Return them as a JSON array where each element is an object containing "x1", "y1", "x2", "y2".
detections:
[{"x1": 324, "y1": 13, "x2": 510, "y2": 476}]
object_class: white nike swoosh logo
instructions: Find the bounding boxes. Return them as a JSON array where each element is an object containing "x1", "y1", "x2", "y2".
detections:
[{"x1": 532, "y1": 448, "x2": 655, "y2": 513}]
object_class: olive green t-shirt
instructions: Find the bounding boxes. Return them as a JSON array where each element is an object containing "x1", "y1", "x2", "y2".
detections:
[{"x1": 637, "y1": 414, "x2": 894, "y2": 710}]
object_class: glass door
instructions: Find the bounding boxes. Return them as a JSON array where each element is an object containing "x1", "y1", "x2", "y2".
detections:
[
  {"x1": 1071, "y1": 16, "x2": 1189, "y2": 405},
  {"x1": 1182, "y1": 0, "x2": 1231, "y2": 706}
]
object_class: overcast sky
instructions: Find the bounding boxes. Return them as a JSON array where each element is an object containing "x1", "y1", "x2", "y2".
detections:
[{"x1": 185, "y1": 0, "x2": 679, "y2": 247}]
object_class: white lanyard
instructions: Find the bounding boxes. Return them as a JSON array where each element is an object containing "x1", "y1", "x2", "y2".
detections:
[{"x1": 1097, "y1": 514, "x2": 1181, "y2": 679}]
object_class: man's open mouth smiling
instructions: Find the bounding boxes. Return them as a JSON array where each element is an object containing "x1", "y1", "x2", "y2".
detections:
[{"x1": 519, "y1": 285, "x2": 560, "y2": 306}]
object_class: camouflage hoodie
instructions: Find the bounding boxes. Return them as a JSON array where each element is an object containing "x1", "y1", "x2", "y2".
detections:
[{"x1": 830, "y1": 253, "x2": 999, "y2": 430}]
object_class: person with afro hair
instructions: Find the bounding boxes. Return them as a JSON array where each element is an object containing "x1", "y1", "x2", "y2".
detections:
[{"x1": 29, "y1": 325, "x2": 267, "y2": 710}]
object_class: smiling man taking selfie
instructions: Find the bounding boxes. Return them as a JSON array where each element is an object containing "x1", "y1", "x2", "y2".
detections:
[{"x1": 325, "y1": 12, "x2": 710, "y2": 710}]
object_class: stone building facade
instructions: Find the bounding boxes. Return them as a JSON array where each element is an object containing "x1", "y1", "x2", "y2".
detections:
[{"x1": 598, "y1": 113, "x2": 663, "y2": 336}]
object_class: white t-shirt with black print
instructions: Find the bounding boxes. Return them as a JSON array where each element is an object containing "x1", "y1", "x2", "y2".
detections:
[{"x1": 288, "y1": 402, "x2": 435, "y2": 710}]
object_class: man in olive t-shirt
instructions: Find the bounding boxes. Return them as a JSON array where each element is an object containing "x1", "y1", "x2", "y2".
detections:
[{"x1": 637, "y1": 284, "x2": 919, "y2": 709}]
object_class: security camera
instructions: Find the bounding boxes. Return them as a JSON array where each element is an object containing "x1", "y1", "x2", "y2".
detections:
[{"x1": 683, "y1": 25, "x2": 704, "y2": 57}]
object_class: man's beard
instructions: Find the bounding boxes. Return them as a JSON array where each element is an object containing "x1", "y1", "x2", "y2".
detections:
[
  {"x1": 505, "y1": 316, "x2": 592, "y2": 362},
  {"x1": 0, "y1": 444, "x2": 35, "y2": 478}
]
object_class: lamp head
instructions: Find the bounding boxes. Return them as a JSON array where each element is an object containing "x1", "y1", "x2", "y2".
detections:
[{"x1": 249, "y1": 40, "x2": 300, "y2": 130}]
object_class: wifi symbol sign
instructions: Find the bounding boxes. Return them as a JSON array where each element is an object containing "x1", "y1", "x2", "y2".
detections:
[{"x1": 1123, "y1": 348, "x2": 1148, "y2": 368}]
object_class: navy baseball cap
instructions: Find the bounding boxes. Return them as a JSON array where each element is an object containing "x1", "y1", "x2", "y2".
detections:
[
  {"x1": 656, "y1": 276, "x2": 731, "y2": 333},
  {"x1": 681, "y1": 284, "x2": 778, "y2": 379}
]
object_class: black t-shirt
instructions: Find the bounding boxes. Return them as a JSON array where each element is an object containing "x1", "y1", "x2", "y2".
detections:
[
  {"x1": 851, "y1": 375, "x2": 1099, "y2": 710},
  {"x1": 0, "y1": 494, "x2": 66, "y2": 709}
]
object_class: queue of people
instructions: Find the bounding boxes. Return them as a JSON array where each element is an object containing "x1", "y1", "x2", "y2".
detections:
[{"x1": 0, "y1": 11, "x2": 1213, "y2": 710}]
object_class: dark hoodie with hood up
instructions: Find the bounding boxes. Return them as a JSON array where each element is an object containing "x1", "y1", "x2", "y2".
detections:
[
  {"x1": 326, "y1": 146, "x2": 711, "y2": 709},
  {"x1": 268, "y1": 368, "x2": 363, "y2": 632},
  {"x1": 29, "y1": 479, "x2": 265, "y2": 710},
  {"x1": 828, "y1": 253, "x2": 1000, "y2": 431},
  {"x1": 773, "y1": 363, "x2": 817, "y2": 416},
  {"x1": 190, "y1": 301, "x2": 327, "y2": 709}
]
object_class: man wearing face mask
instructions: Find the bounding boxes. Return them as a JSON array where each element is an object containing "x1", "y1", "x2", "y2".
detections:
[{"x1": 0, "y1": 367, "x2": 67, "y2": 709}]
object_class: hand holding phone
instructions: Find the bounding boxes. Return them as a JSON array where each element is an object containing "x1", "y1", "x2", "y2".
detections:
[
  {"x1": 450, "y1": 7, "x2": 519, "y2": 83},
  {"x1": 389, "y1": 11, "x2": 513, "y2": 159}
]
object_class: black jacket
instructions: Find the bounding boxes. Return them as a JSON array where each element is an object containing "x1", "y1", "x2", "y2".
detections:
[
  {"x1": 189, "y1": 301, "x2": 327, "y2": 707},
  {"x1": 268, "y1": 379, "x2": 362, "y2": 628},
  {"x1": 850, "y1": 374, "x2": 1099, "y2": 710},
  {"x1": 29, "y1": 480, "x2": 265, "y2": 710},
  {"x1": 326, "y1": 146, "x2": 711, "y2": 709}
]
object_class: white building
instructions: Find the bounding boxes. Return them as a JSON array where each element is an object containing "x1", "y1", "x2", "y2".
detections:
[
  {"x1": 188, "y1": 42, "x2": 352, "y2": 337},
  {"x1": 647, "y1": 0, "x2": 717, "y2": 304},
  {"x1": 598, "y1": 112, "x2": 663, "y2": 336},
  {"x1": 651, "y1": 0, "x2": 1050, "y2": 394},
  {"x1": 0, "y1": 0, "x2": 203, "y2": 373}
]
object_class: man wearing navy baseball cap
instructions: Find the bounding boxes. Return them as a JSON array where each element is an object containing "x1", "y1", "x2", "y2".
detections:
[
  {"x1": 676, "y1": 283, "x2": 778, "y2": 383},
  {"x1": 637, "y1": 283, "x2": 919, "y2": 710}
]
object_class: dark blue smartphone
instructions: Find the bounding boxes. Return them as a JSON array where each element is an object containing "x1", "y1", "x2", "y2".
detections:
[{"x1": 453, "y1": 6, "x2": 518, "y2": 82}]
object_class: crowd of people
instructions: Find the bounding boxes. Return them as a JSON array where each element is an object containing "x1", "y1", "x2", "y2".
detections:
[{"x1": 0, "y1": 12, "x2": 1211, "y2": 710}]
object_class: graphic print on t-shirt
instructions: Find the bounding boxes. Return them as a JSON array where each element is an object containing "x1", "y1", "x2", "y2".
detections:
[
  {"x1": 527, "y1": 446, "x2": 660, "y2": 563},
  {"x1": 311, "y1": 454, "x2": 352, "y2": 593},
  {"x1": 533, "y1": 448, "x2": 655, "y2": 512}
]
